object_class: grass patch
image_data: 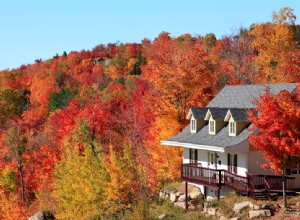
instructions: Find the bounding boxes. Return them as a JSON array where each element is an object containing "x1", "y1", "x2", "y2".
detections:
[
  {"x1": 163, "y1": 182, "x2": 183, "y2": 191},
  {"x1": 148, "y1": 200, "x2": 215, "y2": 220}
]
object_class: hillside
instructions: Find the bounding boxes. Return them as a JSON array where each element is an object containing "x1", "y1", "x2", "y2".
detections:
[{"x1": 0, "y1": 7, "x2": 300, "y2": 219}]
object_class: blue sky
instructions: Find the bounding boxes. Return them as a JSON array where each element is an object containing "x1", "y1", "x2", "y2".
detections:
[{"x1": 1, "y1": 0, "x2": 300, "y2": 70}]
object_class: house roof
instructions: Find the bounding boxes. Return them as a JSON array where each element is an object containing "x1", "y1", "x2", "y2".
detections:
[
  {"x1": 226, "y1": 108, "x2": 250, "y2": 122},
  {"x1": 207, "y1": 83, "x2": 297, "y2": 108},
  {"x1": 206, "y1": 108, "x2": 228, "y2": 120},
  {"x1": 189, "y1": 107, "x2": 208, "y2": 119},
  {"x1": 162, "y1": 123, "x2": 251, "y2": 149},
  {"x1": 161, "y1": 83, "x2": 298, "y2": 151}
]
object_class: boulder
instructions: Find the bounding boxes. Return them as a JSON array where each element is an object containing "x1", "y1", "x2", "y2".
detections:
[
  {"x1": 28, "y1": 211, "x2": 55, "y2": 220},
  {"x1": 170, "y1": 192, "x2": 177, "y2": 203},
  {"x1": 175, "y1": 191, "x2": 183, "y2": 197},
  {"x1": 189, "y1": 191, "x2": 203, "y2": 199},
  {"x1": 219, "y1": 216, "x2": 228, "y2": 220},
  {"x1": 178, "y1": 194, "x2": 186, "y2": 202},
  {"x1": 249, "y1": 203, "x2": 260, "y2": 210},
  {"x1": 207, "y1": 207, "x2": 219, "y2": 216},
  {"x1": 158, "y1": 213, "x2": 166, "y2": 219},
  {"x1": 174, "y1": 201, "x2": 186, "y2": 209},
  {"x1": 230, "y1": 217, "x2": 241, "y2": 220},
  {"x1": 249, "y1": 210, "x2": 271, "y2": 219},
  {"x1": 233, "y1": 201, "x2": 251, "y2": 214}
]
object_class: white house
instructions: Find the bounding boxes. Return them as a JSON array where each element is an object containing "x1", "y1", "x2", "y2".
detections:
[{"x1": 161, "y1": 83, "x2": 299, "y2": 202}]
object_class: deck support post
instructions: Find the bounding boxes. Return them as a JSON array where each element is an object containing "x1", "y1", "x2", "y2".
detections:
[
  {"x1": 185, "y1": 181, "x2": 188, "y2": 210},
  {"x1": 217, "y1": 188, "x2": 220, "y2": 201},
  {"x1": 204, "y1": 186, "x2": 207, "y2": 200}
]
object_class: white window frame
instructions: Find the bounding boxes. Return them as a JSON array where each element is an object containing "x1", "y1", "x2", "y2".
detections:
[
  {"x1": 209, "y1": 119, "x2": 215, "y2": 134},
  {"x1": 229, "y1": 121, "x2": 235, "y2": 136},
  {"x1": 191, "y1": 119, "x2": 196, "y2": 133}
]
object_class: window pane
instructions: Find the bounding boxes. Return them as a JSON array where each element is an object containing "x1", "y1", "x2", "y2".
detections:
[
  {"x1": 230, "y1": 121, "x2": 235, "y2": 134},
  {"x1": 209, "y1": 120, "x2": 214, "y2": 133},
  {"x1": 191, "y1": 120, "x2": 196, "y2": 131}
]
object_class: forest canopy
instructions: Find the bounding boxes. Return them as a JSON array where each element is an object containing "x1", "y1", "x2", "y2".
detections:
[{"x1": 0, "y1": 7, "x2": 300, "y2": 219}]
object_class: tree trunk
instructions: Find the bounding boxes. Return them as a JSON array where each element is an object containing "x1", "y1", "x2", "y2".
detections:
[
  {"x1": 18, "y1": 163, "x2": 26, "y2": 206},
  {"x1": 282, "y1": 156, "x2": 287, "y2": 212}
]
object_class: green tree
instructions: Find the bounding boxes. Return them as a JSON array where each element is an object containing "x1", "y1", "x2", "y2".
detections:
[
  {"x1": 0, "y1": 89, "x2": 27, "y2": 127},
  {"x1": 48, "y1": 88, "x2": 76, "y2": 112}
]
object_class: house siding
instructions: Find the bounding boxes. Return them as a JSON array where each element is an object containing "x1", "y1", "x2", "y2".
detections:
[
  {"x1": 183, "y1": 147, "x2": 248, "y2": 177},
  {"x1": 248, "y1": 151, "x2": 274, "y2": 175}
]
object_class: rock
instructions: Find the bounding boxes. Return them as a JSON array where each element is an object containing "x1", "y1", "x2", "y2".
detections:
[
  {"x1": 249, "y1": 210, "x2": 271, "y2": 219},
  {"x1": 174, "y1": 201, "x2": 186, "y2": 209},
  {"x1": 175, "y1": 191, "x2": 183, "y2": 197},
  {"x1": 233, "y1": 201, "x2": 251, "y2": 214},
  {"x1": 189, "y1": 191, "x2": 203, "y2": 199},
  {"x1": 159, "y1": 191, "x2": 165, "y2": 200},
  {"x1": 230, "y1": 217, "x2": 241, "y2": 220},
  {"x1": 207, "y1": 207, "x2": 219, "y2": 216},
  {"x1": 249, "y1": 203, "x2": 260, "y2": 210},
  {"x1": 178, "y1": 194, "x2": 185, "y2": 202},
  {"x1": 158, "y1": 213, "x2": 166, "y2": 219},
  {"x1": 296, "y1": 201, "x2": 300, "y2": 207},
  {"x1": 260, "y1": 204, "x2": 275, "y2": 212},
  {"x1": 28, "y1": 211, "x2": 55, "y2": 220},
  {"x1": 219, "y1": 216, "x2": 228, "y2": 220},
  {"x1": 170, "y1": 192, "x2": 177, "y2": 203}
]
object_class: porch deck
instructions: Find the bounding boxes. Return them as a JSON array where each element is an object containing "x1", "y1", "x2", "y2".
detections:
[{"x1": 181, "y1": 163, "x2": 295, "y2": 198}]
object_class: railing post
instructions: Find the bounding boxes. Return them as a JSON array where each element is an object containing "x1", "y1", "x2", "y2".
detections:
[
  {"x1": 218, "y1": 170, "x2": 222, "y2": 185},
  {"x1": 185, "y1": 181, "x2": 188, "y2": 210}
]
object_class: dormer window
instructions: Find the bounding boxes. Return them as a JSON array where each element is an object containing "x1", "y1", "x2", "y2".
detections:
[
  {"x1": 191, "y1": 119, "x2": 196, "y2": 133},
  {"x1": 209, "y1": 119, "x2": 215, "y2": 134},
  {"x1": 229, "y1": 121, "x2": 235, "y2": 136}
]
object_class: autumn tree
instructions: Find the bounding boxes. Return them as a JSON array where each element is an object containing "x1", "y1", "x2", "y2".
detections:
[
  {"x1": 0, "y1": 89, "x2": 28, "y2": 127},
  {"x1": 106, "y1": 145, "x2": 139, "y2": 216},
  {"x1": 142, "y1": 32, "x2": 214, "y2": 126},
  {"x1": 1, "y1": 122, "x2": 28, "y2": 206},
  {"x1": 249, "y1": 87, "x2": 300, "y2": 209},
  {"x1": 52, "y1": 121, "x2": 107, "y2": 219},
  {"x1": 250, "y1": 7, "x2": 298, "y2": 83}
]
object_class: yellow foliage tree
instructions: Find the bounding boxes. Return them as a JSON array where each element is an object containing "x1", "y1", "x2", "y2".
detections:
[
  {"x1": 52, "y1": 145, "x2": 107, "y2": 220},
  {"x1": 106, "y1": 145, "x2": 139, "y2": 216}
]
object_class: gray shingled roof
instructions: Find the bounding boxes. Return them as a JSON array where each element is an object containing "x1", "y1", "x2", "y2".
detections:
[
  {"x1": 207, "y1": 83, "x2": 297, "y2": 108},
  {"x1": 166, "y1": 124, "x2": 251, "y2": 148},
  {"x1": 190, "y1": 107, "x2": 208, "y2": 119},
  {"x1": 209, "y1": 108, "x2": 228, "y2": 120},
  {"x1": 229, "y1": 108, "x2": 250, "y2": 122},
  {"x1": 162, "y1": 83, "x2": 298, "y2": 149}
]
